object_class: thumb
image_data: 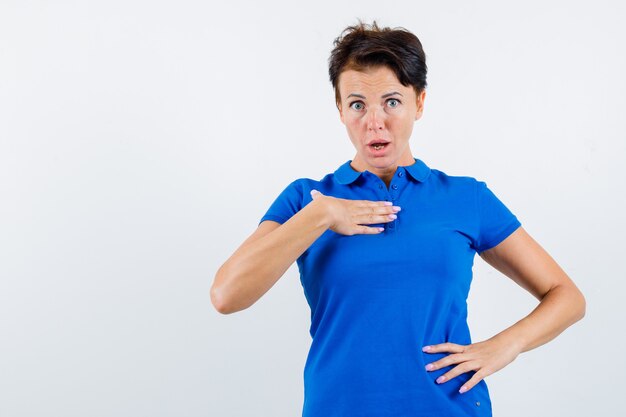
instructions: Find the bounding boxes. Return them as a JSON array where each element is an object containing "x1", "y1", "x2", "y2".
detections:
[{"x1": 310, "y1": 189, "x2": 323, "y2": 199}]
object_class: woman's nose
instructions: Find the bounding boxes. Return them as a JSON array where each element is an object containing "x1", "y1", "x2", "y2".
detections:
[{"x1": 367, "y1": 107, "x2": 385, "y2": 130}]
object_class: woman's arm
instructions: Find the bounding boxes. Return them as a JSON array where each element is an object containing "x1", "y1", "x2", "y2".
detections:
[
  {"x1": 211, "y1": 198, "x2": 330, "y2": 314},
  {"x1": 478, "y1": 226, "x2": 586, "y2": 352},
  {"x1": 422, "y1": 226, "x2": 586, "y2": 393},
  {"x1": 211, "y1": 192, "x2": 399, "y2": 314}
]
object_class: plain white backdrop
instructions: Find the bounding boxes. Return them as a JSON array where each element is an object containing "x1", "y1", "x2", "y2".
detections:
[{"x1": 1, "y1": 0, "x2": 624, "y2": 416}]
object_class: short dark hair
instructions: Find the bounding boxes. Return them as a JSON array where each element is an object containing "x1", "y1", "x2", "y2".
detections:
[{"x1": 328, "y1": 19, "x2": 428, "y2": 108}]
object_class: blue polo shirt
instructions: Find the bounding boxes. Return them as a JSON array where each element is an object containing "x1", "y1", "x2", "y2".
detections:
[{"x1": 258, "y1": 157, "x2": 522, "y2": 417}]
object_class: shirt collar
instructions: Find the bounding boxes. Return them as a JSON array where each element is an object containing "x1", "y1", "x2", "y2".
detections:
[{"x1": 334, "y1": 157, "x2": 431, "y2": 185}]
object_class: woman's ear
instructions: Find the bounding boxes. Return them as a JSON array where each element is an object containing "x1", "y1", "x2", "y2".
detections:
[{"x1": 415, "y1": 90, "x2": 426, "y2": 120}]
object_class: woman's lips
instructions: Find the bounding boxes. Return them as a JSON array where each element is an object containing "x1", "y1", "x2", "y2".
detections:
[{"x1": 368, "y1": 142, "x2": 390, "y2": 155}]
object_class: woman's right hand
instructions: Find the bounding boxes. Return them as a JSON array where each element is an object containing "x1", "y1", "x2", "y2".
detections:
[{"x1": 310, "y1": 189, "x2": 401, "y2": 235}]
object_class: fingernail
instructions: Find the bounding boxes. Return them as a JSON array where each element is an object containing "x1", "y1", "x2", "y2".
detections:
[
  {"x1": 459, "y1": 386, "x2": 468, "y2": 394},
  {"x1": 422, "y1": 346, "x2": 431, "y2": 352},
  {"x1": 436, "y1": 376, "x2": 446, "y2": 383},
  {"x1": 383, "y1": 201, "x2": 393, "y2": 206},
  {"x1": 425, "y1": 364, "x2": 434, "y2": 371},
  {"x1": 388, "y1": 214, "x2": 397, "y2": 219},
  {"x1": 392, "y1": 206, "x2": 401, "y2": 212}
]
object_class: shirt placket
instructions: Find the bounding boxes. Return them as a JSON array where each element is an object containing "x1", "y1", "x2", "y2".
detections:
[{"x1": 370, "y1": 168, "x2": 407, "y2": 233}]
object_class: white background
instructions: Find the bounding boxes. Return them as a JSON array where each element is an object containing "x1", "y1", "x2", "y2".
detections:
[{"x1": 1, "y1": 0, "x2": 624, "y2": 416}]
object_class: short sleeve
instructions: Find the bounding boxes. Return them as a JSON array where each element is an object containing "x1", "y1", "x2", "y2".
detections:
[
  {"x1": 472, "y1": 180, "x2": 522, "y2": 254},
  {"x1": 258, "y1": 179, "x2": 304, "y2": 226}
]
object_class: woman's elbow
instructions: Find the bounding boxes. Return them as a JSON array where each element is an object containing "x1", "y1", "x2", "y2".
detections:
[
  {"x1": 211, "y1": 265, "x2": 235, "y2": 314},
  {"x1": 211, "y1": 283, "x2": 230, "y2": 314},
  {"x1": 211, "y1": 264, "x2": 255, "y2": 315},
  {"x1": 564, "y1": 283, "x2": 587, "y2": 323},
  {"x1": 577, "y1": 288, "x2": 587, "y2": 321}
]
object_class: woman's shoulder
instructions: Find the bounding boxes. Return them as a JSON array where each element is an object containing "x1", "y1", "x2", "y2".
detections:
[
  {"x1": 428, "y1": 167, "x2": 513, "y2": 208},
  {"x1": 428, "y1": 166, "x2": 481, "y2": 188},
  {"x1": 270, "y1": 176, "x2": 329, "y2": 200},
  {"x1": 286, "y1": 170, "x2": 338, "y2": 188}
]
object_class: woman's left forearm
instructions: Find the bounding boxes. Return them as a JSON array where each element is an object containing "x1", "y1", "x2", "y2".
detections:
[{"x1": 491, "y1": 284, "x2": 586, "y2": 354}]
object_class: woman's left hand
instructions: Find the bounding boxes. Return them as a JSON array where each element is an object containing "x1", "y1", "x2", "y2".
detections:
[{"x1": 422, "y1": 335, "x2": 522, "y2": 393}]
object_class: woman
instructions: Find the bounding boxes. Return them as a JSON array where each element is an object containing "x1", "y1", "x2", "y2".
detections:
[{"x1": 211, "y1": 20, "x2": 586, "y2": 417}]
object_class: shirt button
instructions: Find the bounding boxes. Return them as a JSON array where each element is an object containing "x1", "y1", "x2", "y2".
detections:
[
  {"x1": 378, "y1": 184, "x2": 383, "y2": 189},
  {"x1": 392, "y1": 184, "x2": 398, "y2": 190},
  {"x1": 476, "y1": 402, "x2": 481, "y2": 406},
  {"x1": 388, "y1": 221, "x2": 395, "y2": 228},
  {"x1": 399, "y1": 171, "x2": 404, "y2": 177}
]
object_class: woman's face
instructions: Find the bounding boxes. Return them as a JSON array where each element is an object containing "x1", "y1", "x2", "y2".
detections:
[{"x1": 337, "y1": 65, "x2": 426, "y2": 176}]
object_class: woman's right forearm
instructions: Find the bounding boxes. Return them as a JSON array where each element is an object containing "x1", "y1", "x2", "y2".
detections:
[{"x1": 212, "y1": 199, "x2": 330, "y2": 314}]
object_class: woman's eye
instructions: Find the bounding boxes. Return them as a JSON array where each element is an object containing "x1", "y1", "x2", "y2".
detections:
[
  {"x1": 350, "y1": 101, "x2": 364, "y2": 111},
  {"x1": 387, "y1": 98, "x2": 400, "y2": 108}
]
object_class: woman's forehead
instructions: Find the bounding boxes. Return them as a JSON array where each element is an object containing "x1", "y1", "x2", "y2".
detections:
[{"x1": 339, "y1": 67, "x2": 409, "y2": 96}]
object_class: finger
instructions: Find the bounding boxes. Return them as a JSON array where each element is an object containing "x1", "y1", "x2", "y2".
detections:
[
  {"x1": 359, "y1": 200, "x2": 394, "y2": 208},
  {"x1": 362, "y1": 202, "x2": 402, "y2": 216},
  {"x1": 354, "y1": 204, "x2": 400, "y2": 224},
  {"x1": 425, "y1": 352, "x2": 465, "y2": 371},
  {"x1": 310, "y1": 190, "x2": 323, "y2": 199},
  {"x1": 356, "y1": 211, "x2": 397, "y2": 225},
  {"x1": 423, "y1": 343, "x2": 466, "y2": 354},
  {"x1": 434, "y1": 362, "x2": 475, "y2": 384},
  {"x1": 458, "y1": 370, "x2": 485, "y2": 394},
  {"x1": 355, "y1": 225, "x2": 385, "y2": 235}
]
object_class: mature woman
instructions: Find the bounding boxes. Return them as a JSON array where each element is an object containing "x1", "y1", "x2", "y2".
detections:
[{"x1": 211, "y1": 21, "x2": 586, "y2": 417}]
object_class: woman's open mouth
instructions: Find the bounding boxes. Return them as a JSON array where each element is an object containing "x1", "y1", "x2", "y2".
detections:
[{"x1": 368, "y1": 141, "x2": 390, "y2": 154}]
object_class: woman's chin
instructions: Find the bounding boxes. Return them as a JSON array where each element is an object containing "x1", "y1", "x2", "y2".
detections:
[{"x1": 362, "y1": 156, "x2": 398, "y2": 171}]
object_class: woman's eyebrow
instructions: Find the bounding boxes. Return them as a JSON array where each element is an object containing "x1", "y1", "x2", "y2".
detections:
[{"x1": 347, "y1": 91, "x2": 404, "y2": 99}]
